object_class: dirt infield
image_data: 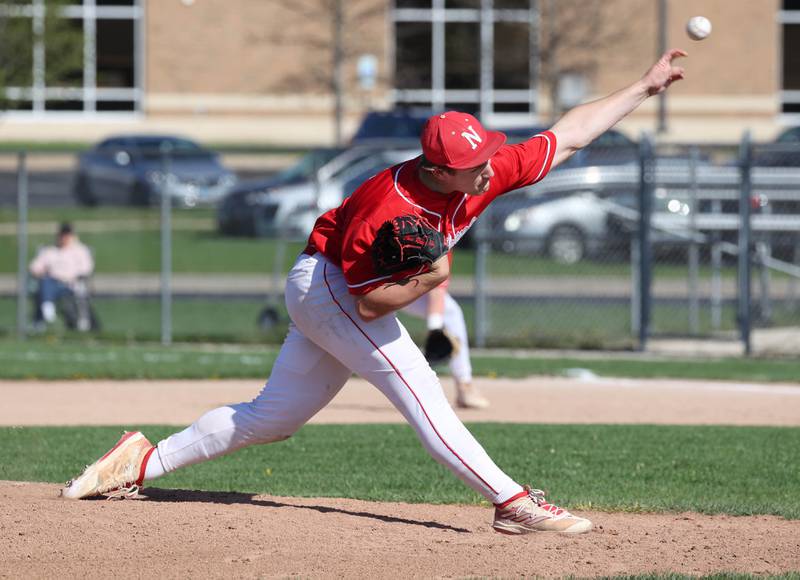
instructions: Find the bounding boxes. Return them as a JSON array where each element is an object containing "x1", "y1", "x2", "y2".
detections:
[
  {"x1": 4, "y1": 375, "x2": 800, "y2": 427},
  {"x1": 2, "y1": 375, "x2": 799, "y2": 578}
]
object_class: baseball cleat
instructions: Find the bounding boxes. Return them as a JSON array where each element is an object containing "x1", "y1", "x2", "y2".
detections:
[
  {"x1": 455, "y1": 390, "x2": 490, "y2": 410},
  {"x1": 60, "y1": 431, "x2": 155, "y2": 500},
  {"x1": 455, "y1": 382, "x2": 490, "y2": 410},
  {"x1": 492, "y1": 486, "x2": 592, "y2": 534}
]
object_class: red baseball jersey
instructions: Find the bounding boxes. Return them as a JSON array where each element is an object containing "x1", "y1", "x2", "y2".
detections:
[{"x1": 306, "y1": 131, "x2": 557, "y2": 295}]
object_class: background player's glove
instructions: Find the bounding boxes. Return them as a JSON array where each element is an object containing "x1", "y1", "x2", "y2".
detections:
[
  {"x1": 424, "y1": 328, "x2": 460, "y2": 365},
  {"x1": 371, "y1": 215, "x2": 446, "y2": 276}
]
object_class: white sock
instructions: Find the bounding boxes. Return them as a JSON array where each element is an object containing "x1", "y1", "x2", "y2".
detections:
[
  {"x1": 143, "y1": 445, "x2": 167, "y2": 481},
  {"x1": 42, "y1": 301, "x2": 56, "y2": 323},
  {"x1": 427, "y1": 313, "x2": 444, "y2": 330}
]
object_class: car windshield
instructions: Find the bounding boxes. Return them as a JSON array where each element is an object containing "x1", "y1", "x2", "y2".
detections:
[
  {"x1": 503, "y1": 127, "x2": 635, "y2": 149},
  {"x1": 776, "y1": 128, "x2": 800, "y2": 143},
  {"x1": 275, "y1": 148, "x2": 343, "y2": 182},
  {"x1": 353, "y1": 113, "x2": 428, "y2": 140},
  {"x1": 591, "y1": 130, "x2": 635, "y2": 148},
  {"x1": 502, "y1": 126, "x2": 548, "y2": 142},
  {"x1": 135, "y1": 137, "x2": 212, "y2": 159}
]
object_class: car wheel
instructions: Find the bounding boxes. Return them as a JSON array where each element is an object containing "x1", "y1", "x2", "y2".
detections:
[
  {"x1": 73, "y1": 173, "x2": 97, "y2": 206},
  {"x1": 217, "y1": 218, "x2": 233, "y2": 236},
  {"x1": 546, "y1": 224, "x2": 586, "y2": 264},
  {"x1": 500, "y1": 239, "x2": 516, "y2": 253},
  {"x1": 257, "y1": 306, "x2": 281, "y2": 332}
]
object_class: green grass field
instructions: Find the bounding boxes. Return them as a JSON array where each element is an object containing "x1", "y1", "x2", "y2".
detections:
[
  {"x1": 1, "y1": 424, "x2": 797, "y2": 518},
  {"x1": 1, "y1": 339, "x2": 799, "y2": 381},
  {"x1": 0, "y1": 206, "x2": 747, "y2": 280},
  {"x1": 6, "y1": 207, "x2": 787, "y2": 350},
  {"x1": 0, "y1": 225, "x2": 631, "y2": 276},
  {"x1": 612, "y1": 576, "x2": 800, "y2": 580},
  {"x1": 2, "y1": 292, "x2": 766, "y2": 350}
]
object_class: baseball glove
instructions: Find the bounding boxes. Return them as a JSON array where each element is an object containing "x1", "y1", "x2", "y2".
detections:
[
  {"x1": 371, "y1": 215, "x2": 446, "y2": 276},
  {"x1": 424, "y1": 328, "x2": 460, "y2": 365}
]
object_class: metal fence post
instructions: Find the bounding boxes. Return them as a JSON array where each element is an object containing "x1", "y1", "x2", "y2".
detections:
[
  {"x1": 710, "y1": 197, "x2": 723, "y2": 331},
  {"x1": 16, "y1": 152, "x2": 29, "y2": 339},
  {"x1": 474, "y1": 213, "x2": 489, "y2": 348},
  {"x1": 738, "y1": 131, "x2": 752, "y2": 355},
  {"x1": 790, "y1": 238, "x2": 800, "y2": 312},
  {"x1": 710, "y1": 239, "x2": 722, "y2": 331},
  {"x1": 160, "y1": 144, "x2": 173, "y2": 346},
  {"x1": 756, "y1": 195, "x2": 773, "y2": 323},
  {"x1": 756, "y1": 241, "x2": 772, "y2": 323},
  {"x1": 687, "y1": 145, "x2": 700, "y2": 334},
  {"x1": 630, "y1": 237, "x2": 640, "y2": 336},
  {"x1": 637, "y1": 133, "x2": 654, "y2": 351}
]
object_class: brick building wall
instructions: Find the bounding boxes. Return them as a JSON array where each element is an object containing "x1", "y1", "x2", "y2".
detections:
[
  {"x1": 145, "y1": 0, "x2": 389, "y2": 116},
  {"x1": 0, "y1": 0, "x2": 787, "y2": 144},
  {"x1": 141, "y1": 0, "x2": 781, "y2": 142}
]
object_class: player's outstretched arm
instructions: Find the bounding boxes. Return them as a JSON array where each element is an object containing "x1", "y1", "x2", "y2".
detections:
[{"x1": 549, "y1": 49, "x2": 688, "y2": 169}]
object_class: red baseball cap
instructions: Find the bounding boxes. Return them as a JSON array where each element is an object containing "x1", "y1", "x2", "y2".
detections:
[{"x1": 420, "y1": 111, "x2": 507, "y2": 169}]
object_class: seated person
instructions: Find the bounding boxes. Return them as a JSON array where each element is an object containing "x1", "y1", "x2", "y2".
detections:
[{"x1": 29, "y1": 222, "x2": 94, "y2": 328}]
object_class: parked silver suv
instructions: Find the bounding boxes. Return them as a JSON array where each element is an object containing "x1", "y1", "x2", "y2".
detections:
[{"x1": 486, "y1": 160, "x2": 800, "y2": 264}]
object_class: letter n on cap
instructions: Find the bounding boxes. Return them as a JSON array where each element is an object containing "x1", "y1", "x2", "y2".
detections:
[{"x1": 461, "y1": 125, "x2": 482, "y2": 150}]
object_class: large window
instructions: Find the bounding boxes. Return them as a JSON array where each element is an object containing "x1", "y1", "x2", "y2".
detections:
[
  {"x1": 396, "y1": 22, "x2": 433, "y2": 90},
  {"x1": 780, "y1": 1, "x2": 800, "y2": 116},
  {"x1": 392, "y1": 0, "x2": 537, "y2": 122},
  {"x1": 0, "y1": 0, "x2": 142, "y2": 115}
]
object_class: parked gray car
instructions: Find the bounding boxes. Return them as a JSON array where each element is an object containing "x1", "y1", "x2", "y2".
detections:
[
  {"x1": 73, "y1": 135, "x2": 238, "y2": 207},
  {"x1": 221, "y1": 147, "x2": 419, "y2": 239},
  {"x1": 496, "y1": 184, "x2": 635, "y2": 263},
  {"x1": 217, "y1": 147, "x2": 348, "y2": 236}
]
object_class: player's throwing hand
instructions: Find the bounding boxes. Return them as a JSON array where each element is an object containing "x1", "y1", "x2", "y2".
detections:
[{"x1": 641, "y1": 48, "x2": 688, "y2": 96}]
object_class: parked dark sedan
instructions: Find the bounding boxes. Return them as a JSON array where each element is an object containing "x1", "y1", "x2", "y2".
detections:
[
  {"x1": 503, "y1": 125, "x2": 639, "y2": 167},
  {"x1": 73, "y1": 135, "x2": 237, "y2": 207},
  {"x1": 217, "y1": 147, "x2": 345, "y2": 236},
  {"x1": 753, "y1": 126, "x2": 800, "y2": 168},
  {"x1": 350, "y1": 109, "x2": 432, "y2": 146}
]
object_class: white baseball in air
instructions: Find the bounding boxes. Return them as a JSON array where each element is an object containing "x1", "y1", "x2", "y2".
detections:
[{"x1": 686, "y1": 16, "x2": 712, "y2": 41}]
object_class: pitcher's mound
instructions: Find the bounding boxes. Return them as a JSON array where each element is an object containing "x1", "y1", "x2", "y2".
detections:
[{"x1": 5, "y1": 481, "x2": 799, "y2": 578}]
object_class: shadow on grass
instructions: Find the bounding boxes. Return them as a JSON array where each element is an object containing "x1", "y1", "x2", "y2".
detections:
[{"x1": 140, "y1": 487, "x2": 471, "y2": 533}]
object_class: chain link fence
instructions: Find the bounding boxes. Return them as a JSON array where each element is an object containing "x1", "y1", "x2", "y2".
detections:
[
  {"x1": 470, "y1": 133, "x2": 800, "y2": 352},
  {"x1": 3, "y1": 134, "x2": 800, "y2": 354},
  {"x1": 0, "y1": 147, "x2": 294, "y2": 345},
  {"x1": 745, "y1": 139, "x2": 800, "y2": 350}
]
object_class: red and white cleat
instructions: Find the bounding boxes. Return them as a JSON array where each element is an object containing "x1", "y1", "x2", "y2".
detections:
[
  {"x1": 60, "y1": 431, "x2": 155, "y2": 500},
  {"x1": 493, "y1": 486, "x2": 592, "y2": 534}
]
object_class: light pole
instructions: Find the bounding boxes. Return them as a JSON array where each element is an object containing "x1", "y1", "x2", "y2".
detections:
[
  {"x1": 657, "y1": 0, "x2": 668, "y2": 133},
  {"x1": 332, "y1": 0, "x2": 344, "y2": 146}
]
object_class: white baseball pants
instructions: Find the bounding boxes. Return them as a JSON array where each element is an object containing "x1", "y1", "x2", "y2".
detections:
[
  {"x1": 154, "y1": 253, "x2": 523, "y2": 504},
  {"x1": 402, "y1": 291, "x2": 472, "y2": 384}
]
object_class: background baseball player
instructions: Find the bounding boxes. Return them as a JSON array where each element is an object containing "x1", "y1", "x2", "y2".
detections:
[
  {"x1": 403, "y1": 274, "x2": 490, "y2": 409},
  {"x1": 61, "y1": 49, "x2": 687, "y2": 535}
]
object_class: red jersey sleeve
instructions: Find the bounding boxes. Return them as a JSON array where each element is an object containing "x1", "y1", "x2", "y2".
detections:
[{"x1": 489, "y1": 130, "x2": 557, "y2": 194}]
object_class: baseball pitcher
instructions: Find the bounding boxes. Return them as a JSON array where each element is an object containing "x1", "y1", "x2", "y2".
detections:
[{"x1": 61, "y1": 49, "x2": 687, "y2": 535}]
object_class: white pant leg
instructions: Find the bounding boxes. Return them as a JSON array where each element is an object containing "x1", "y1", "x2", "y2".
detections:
[
  {"x1": 156, "y1": 322, "x2": 352, "y2": 473},
  {"x1": 402, "y1": 292, "x2": 472, "y2": 384},
  {"x1": 290, "y1": 254, "x2": 521, "y2": 504}
]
